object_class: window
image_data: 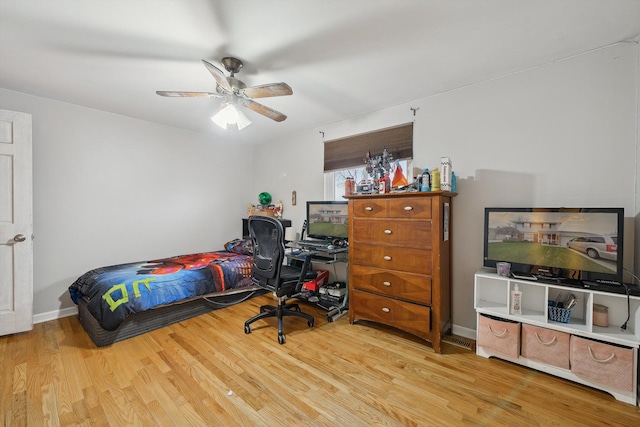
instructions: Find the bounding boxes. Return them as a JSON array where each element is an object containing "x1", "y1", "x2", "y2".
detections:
[{"x1": 323, "y1": 123, "x2": 413, "y2": 200}]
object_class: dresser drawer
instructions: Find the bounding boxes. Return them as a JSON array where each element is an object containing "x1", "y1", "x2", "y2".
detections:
[
  {"x1": 350, "y1": 265, "x2": 431, "y2": 305},
  {"x1": 351, "y1": 219, "x2": 431, "y2": 248},
  {"x1": 352, "y1": 199, "x2": 388, "y2": 218},
  {"x1": 477, "y1": 314, "x2": 520, "y2": 358},
  {"x1": 570, "y1": 336, "x2": 634, "y2": 392},
  {"x1": 352, "y1": 197, "x2": 433, "y2": 220},
  {"x1": 521, "y1": 324, "x2": 570, "y2": 370},
  {"x1": 388, "y1": 198, "x2": 432, "y2": 219},
  {"x1": 350, "y1": 289, "x2": 431, "y2": 338},
  {"x1": 350, "y1": 243, "x2": 431, "y2": 275}
]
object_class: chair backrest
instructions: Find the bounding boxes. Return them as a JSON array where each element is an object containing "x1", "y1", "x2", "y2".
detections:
[{"x1": 248, "y1": 216, "x2": 286, "y2": 290}]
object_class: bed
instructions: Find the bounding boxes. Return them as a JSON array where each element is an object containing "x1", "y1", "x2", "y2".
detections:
[{"x1": 69, "y1": 239, "x2": 262, "y2": 346}]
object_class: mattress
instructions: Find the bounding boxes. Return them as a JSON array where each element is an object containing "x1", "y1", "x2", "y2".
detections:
[
  {"x1": 77, "y1": 286, "x2": 264, "y2": 347},
  {"x1": 69, "y1": 250, "x2": 255, "y2": 331},
  {"x1": 70, "y1": 244, "x2": 261, "y2": 345}
]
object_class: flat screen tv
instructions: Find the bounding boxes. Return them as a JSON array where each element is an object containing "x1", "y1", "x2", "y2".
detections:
[
  {"x1": 306, "y1": 201, "x2": 349, "y2": 241},
  {"x1": 484, "y1": 207, "x2": 624, "y2": 283}
]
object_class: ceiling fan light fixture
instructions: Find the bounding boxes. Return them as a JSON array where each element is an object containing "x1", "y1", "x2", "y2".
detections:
[
  {"x1": 159, "y1": 57, "x2": 290, "y2": 127},
  {"x1": 234, "y1": 109, "x2": 252, "y2": 130},
  {"x1": 211, "y1": 103, "x2": 252, "y2": 130}
]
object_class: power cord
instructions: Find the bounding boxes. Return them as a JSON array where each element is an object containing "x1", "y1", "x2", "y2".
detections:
[
  {"x1": 619, "y1": 268, "x2": 636, "y2": 331},
  {"x1": 203, "y1": 290, "x2": 261, "y2": 307}
]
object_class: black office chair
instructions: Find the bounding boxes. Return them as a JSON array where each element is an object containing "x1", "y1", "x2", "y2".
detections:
[{"x1": 244, "y1": 216, "x2": 316, "y2": 344}]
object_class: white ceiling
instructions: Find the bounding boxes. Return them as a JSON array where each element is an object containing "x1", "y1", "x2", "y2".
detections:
[{"x1": 1, "y1": 0, "x2": 639, "y2": 145}]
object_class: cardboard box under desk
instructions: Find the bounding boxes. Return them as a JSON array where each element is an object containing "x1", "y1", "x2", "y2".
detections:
[{"x1": 303, "y1": 270, "x2": 330, "y2": 291}]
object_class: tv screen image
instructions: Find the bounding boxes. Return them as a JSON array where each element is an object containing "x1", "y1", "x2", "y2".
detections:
[
  {"x1": 306, "y1": 201, "x2": 348, "y2": 241},
  {"x1": 484, "y1": 207, "x2": 623, "y2": 282}
]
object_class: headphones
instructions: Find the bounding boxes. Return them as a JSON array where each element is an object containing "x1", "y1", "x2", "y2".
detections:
[{"x1": 331, "y1": 238, "x2": 349, "y2": 248}]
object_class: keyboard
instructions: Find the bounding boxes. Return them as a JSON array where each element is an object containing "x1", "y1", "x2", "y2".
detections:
[
  {"x1": 298, "y1": 240, "x2": 330, "y2": 249},
  {"x1": 295, "y1": 240, "x2": 348, "y2": 255}
]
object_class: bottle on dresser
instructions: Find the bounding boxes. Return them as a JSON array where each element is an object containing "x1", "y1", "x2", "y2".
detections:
[
  {"x1": 431, "y1": 167, "x2": 441, "y2": 191},
  {"x1": 441, "y1": 157, "x2": 452, "y2": 191},
  {"x1": 420, "y1": 168, "x2": 431, "y2": 192}
]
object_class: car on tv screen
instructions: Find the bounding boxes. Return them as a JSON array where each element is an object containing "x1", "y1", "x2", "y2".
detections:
[{"x1": 566, "y1": 235, "x2": 617, "y2": 261}]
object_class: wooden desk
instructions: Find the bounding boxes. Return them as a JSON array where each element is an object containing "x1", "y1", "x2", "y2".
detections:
[{"x1": 287, "y1": 242, "x2": 349, "y2": 322}]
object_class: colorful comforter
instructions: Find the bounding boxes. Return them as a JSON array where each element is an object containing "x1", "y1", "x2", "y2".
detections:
[{"x1": 69, "y1": 251, "x2": 253, "y2": 331}]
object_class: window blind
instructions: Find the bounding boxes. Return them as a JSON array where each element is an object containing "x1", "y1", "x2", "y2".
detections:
[{"x1": 323, "y1": 122, "x2": 413, "y2": 172}]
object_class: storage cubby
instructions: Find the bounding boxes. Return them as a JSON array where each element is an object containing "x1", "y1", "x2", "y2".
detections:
[
  {"x1": 474, "y1": 275, "x2": 508, "y2": 314},
  {"x1": 546, "y1": 285, "x2": 592, "y2": 332},
  {"x1": 592, "y1": 292, "x2": 640, "y2": 337},
  {"x1": 475, "y1": 269, "x2": 640, "y2": 406},
  {"x1": 509, "y1": 279, "x2": 546, "y2": 322}
]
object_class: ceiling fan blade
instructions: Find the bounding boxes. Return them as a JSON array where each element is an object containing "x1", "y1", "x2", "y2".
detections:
[
  {"x1": 202, "y1": 59, "x2": 232, "y2": 92},
  {"x1": 156, "y1": 91, "x2": 220, "y2": 98},
  {"x1": 243, "y1": 99, "x2": 287, "y2": 122},
  {"x1": 242, "y1": 82, "x2": 292, "y2": 98}
]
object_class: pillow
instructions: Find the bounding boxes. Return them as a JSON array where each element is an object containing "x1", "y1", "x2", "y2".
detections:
[{"x1": 224, "y1": 238, "x2": 253, "y2": 255}]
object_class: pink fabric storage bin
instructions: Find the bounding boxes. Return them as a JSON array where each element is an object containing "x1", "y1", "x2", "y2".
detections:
[
  {"x1": 521, "y1": 324, "x2": 570, "y2": 370},
  {"x1": 478, "y1": 314, "x2": 520, "y2": 358},
  {"x1": 570, "y1": 335, "x2": 634, "y2": 392}
]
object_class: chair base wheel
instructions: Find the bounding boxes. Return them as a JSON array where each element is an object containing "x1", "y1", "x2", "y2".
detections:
[{"x1": 244, "y1": 294, "x2": 315, "y2": 344}]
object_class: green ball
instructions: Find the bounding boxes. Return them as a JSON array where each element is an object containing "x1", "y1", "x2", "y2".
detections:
[{"x1": 258, "y1": 192, "x2": 272, "y2": 205}]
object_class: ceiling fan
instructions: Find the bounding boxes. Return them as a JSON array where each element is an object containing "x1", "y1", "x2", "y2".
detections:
[{"x1": 156, "y1": 57, "x2": 292, "y2": 128}]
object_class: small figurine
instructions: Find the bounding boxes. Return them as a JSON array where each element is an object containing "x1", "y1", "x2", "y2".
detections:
[
  {"x1": 364, "y1": 147, "x2": 393, "y2": 181},
  {"x1": 274, "y1": 200, "x2": 283, "y2": 218}
]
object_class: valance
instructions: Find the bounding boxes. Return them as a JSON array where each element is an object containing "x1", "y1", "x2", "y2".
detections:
[{"x1": 323, "y1": 122, "x2": 413, "y2": 172}]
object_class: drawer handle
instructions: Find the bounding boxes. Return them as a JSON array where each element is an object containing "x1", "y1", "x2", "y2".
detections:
[
  {"x1": 365, "y1": 206, "x2": 373, "y2": 211},
  {"x1": 404, "y1": 206, "x2": 413, "y2": 211},
  {"x1": 384, "y1": 229, "x2": 392, "y2": 234},
  {"x1": 534, "y1": 332, "x2": 557, "y2": 346},
  {"x1": 382, "y1": 281, "x2": 391, "y2": 286},
  {"x1": 487, "y1": 324, "x2": 507, "y2": 338},
  {"x1": 588, "y1": 346, "x2": 615, "y2": 363},
  {"x1": 382, "y1": 307, "x2": 390, "y2": 313},
  {"x1": 383, "y1": 256, "x2": 392, "y2": 261}
]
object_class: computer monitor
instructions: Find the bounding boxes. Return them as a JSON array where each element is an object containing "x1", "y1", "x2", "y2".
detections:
[{"x1": 306, "y1": 201, "x2": 348, "y2": 241}]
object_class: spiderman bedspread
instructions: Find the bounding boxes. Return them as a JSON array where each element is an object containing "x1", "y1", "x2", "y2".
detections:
[{"x1": 69, "y1": 251, "x2": 253, "y2": 331}]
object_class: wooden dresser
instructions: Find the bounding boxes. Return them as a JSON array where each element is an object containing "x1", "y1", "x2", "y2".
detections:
[{"x1": 346, "y1": 192, "x2": 455, "y2": 353}]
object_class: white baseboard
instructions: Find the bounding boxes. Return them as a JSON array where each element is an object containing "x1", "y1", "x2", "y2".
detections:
[
  {"x1": 33, "y1": 306, "x2": 78, "y2": 324},
  {"x1": 451, "y1": 324, "x2": 476, "y2": 340},
  {"x1": 31, "y1": 306, "x2": 479, "y2": 343}
]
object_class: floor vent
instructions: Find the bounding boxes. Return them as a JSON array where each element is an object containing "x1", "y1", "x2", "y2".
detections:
[{"x1": 443, "y1": 334, "x2": 475, "y2": 351}]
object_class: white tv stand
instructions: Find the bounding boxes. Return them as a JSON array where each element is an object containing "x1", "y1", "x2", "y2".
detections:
[{"x1": 474, "y1": 269, "x2": 639, "y2": 405}]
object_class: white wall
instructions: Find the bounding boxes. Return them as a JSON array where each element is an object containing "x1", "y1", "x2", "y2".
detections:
[
  {"x1": 635, "y1": 37, "x2": 640, "y2": 277},
  {"x1": 254, "y1": 42, "x2": 639, "y2": 336},
  {"x1": 0, "y1": 41, "x2": 637, "y2": 332},
  {"x1": 1, "y1": 89, "x2": 254, "y2": 318}
]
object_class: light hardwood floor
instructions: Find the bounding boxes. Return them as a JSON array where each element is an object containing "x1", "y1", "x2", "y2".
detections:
[{"x1": 2, "y1": 293, "x2": 640, "y2": 426}]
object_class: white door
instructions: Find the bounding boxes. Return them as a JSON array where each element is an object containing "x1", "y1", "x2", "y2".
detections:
[{"x1": 0, "y1": 109, "x2": 33, "y2": 335}]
